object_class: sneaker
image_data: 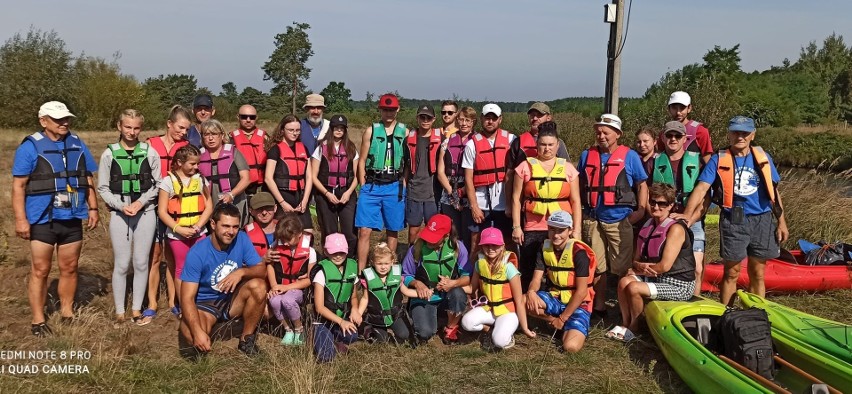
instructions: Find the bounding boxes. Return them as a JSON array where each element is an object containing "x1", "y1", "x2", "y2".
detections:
[
  {"x1": 31, "y1": 322, "x2": 53, "y2": 337},
  {"x1": 502, "y1": 337, "x2": 516, "y2": 350},
  {"x1": 479, "y1": 334, "x2": 494, "y2": 352},
  {"x1": 280, "y1": 331, "x2": 295, "y2": 346},
  {"x1": 238, "y1": 334, "x2": 261, "y2": 357},
  {"x1": 292, "y1": 331, "x2": 305, "y2": 346},
  {"x1": 443, "y1": 325, "x2": 460, "y2": 343}
]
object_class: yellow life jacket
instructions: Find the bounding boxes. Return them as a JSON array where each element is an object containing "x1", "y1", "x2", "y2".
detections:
[
  {"x1": 477, "y1": 251, "x2": 518, "y2": 317},
  {"x1": 167, "y1": 173, "x2": 206, "y2": 227},
  {"x1": 523, "y1": 157, "x2": 573, "y2": 217},
  {"x1": 541, "y1": 239, "x2": 596, "y2": 305}
]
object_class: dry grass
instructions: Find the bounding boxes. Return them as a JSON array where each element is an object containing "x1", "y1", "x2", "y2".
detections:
[{"x1": 0, "y1": 128, "x2": 850, "y2": 393}]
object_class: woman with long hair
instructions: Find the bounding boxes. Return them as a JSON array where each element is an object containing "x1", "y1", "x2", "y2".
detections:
[{"x1": 311, "y1": 115, "x2": 358, "y2": 254}]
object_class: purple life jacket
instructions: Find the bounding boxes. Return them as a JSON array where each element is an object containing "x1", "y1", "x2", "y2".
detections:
[
  {"x1": 443, "y1": 133, "x2": 471, "y2": 191},
  {"x1": 637, "y1": 218, "x2": 677, "y2": 262},
  {"x1": 320, "y1": 142, "x2": 352, "y2": 189},
  {"x1": 199, "y1": 144, "x2": 237, "y2": 193}
]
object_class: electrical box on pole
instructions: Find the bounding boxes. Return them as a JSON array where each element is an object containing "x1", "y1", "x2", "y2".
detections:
[
  {"x1": 603, "y1": 0, "x2": 624, "y2": 115},
  {"x1": 604, "y1": 4, "x2": 617, "y2": 23}
]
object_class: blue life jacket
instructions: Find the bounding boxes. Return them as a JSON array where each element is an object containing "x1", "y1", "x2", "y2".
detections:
[
  {"x1": 23, "y1": 132, "x2": 90, "y2": 195},
  {"x1": 186, "y1": 125, "x2": 202, "y2": 148}
]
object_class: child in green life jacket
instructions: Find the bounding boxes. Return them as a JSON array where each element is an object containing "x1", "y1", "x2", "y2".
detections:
[
  {"x1": 351, "y1": 242, "x2": 417, "y2": 344},
  {"x1": 311, "y1": 233, "x2": 359, "y2": 363}
]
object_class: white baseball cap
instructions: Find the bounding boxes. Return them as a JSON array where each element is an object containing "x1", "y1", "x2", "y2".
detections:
[
  {"x1": 668, "y1": 91, "x2": 691, "y2": 107},
  {"x1": 38, "y1": 101, "x2": 75, "y2": 119},
  {"x1": 482, "y1": 103, "x2": 502, "y2": 117},
  {"x1": 595, "y1": 113, "x2": 622, "y2": 133}
]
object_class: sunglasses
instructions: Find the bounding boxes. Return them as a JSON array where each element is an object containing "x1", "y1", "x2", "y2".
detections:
[
  {"x1": 469, "y1": 295, "x2": 488, "y2": 309},
  {"x1": 239, "y1": 114, "x2": 257, "y2": 120},
  {"x1": 664, "y1": 133, "x2": 684, "y2": 140},
  {"x1": 441, "y1": 111, "x2": 455, "y2": 116},
  {"x1": 649, "y1": 199, "x2": 673, "y2": 208}
]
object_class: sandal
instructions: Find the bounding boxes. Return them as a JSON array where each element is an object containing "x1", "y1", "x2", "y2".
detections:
[
  {"x1": 31, "y1": 322, "x2": 53, "y2": 337},
  {"x1": 621, "y1": 328, "x2": 637, "y2": 343},
  {"x1": 171, "y1": 306, "x2": 181, "y2": 318},
  {"x1": 136, "y1": 309, "x2": 156, "y2": 326},
  {"x1": 606, "y1": 325, "x2": 626, "y2": 340}
]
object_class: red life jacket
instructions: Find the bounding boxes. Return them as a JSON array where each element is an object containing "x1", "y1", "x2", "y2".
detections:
[
  {"x1": 273, "y1": 234, "x2": 312, "y2": 285},
  {"x1": 230, "y1": 129, "x2": 267, "y2": 185},
  {"x1": 244, "y1": 221, "x2": 271, "y2": 257},
  {"x1": 636, "y1": 218, "x2": 677, "y2": 261},
  {"x1": 406, "y1": 129, "x2": 442, "y2": 175},
  {"x1": 443, "y1": 132, "x2": 472, "y2": 194},
  {"x1": 472, "y1": 129, "x2": 510, "y2": 187},
  {"x1": 581, "y1": 145, "x2": 636, "y2": 208},
  {"x1": 198, "y1": 144, "x2": 238, "y2": 193},
  {"x1": 518, "y1": 131, "x2": 538, "y2": 159},
  {"x1": 147, "y1": 136, "x2": 188, "y2": 178},
  {"x1": 319, "y1": 142, "x2": 353, "y2": 189},
  {"x1": 272, "y1": 141, "x2": 308, "y2": 191}
]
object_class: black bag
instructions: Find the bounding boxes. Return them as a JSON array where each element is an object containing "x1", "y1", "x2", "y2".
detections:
[
  {"x1": 805, "y1": 242, "x2": 847, "y2": 266},
  {"x1": 710, "y1": 308, "x2": 776, "y2": 380}
]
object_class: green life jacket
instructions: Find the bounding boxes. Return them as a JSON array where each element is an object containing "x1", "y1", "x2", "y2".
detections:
[
  {"x1": 365, "y1": 122, "x2": 407, "y2": 176},
  {"x1": 317, "y1": 258, "x2": 358, "y2": 318},
  {"x1": 108, "y1": 142, "x2": 154, "y2": 195},
  {"x1": 362, "y1": 265, "x2": 403, "y2": 327},
  {"x1": 414, "y1": 240, "x2": 458, "y2": 288},
  {"x1": 652, "y1": 151, "x2": 700, "y2": 206}
]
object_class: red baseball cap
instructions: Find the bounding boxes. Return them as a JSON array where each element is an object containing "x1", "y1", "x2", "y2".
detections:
[
  {"x1": 479, "y1": 227, "x2": 505, "y2": 246},
  {"x1": 419, "y1": 214, "x2": 451, "y2": 244},
  {"x1": 378, "y1": 93, "x2": 400, "y2": 109}
]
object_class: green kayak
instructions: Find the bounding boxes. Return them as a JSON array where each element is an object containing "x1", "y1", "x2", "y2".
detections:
[
  {"x1": 646, "y1": 297, "x2": 850, "y2": 393},
  {"x1": 738, "y1": 290, "x2": 852, "y2": 367}
]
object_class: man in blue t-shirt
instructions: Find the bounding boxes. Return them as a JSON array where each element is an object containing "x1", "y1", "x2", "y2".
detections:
[
  {"x1": 12, "y1": 101, "x2": 99, "y2": 337},
  {"x1": 577, "y1": 114, "x2": 648, "y2": 319},
  {"x1": 179, "y1": 204, "x2": 267, "y2": 358},
  {"x1": 681, "y1": 116, "x2": 788, "y2": 305}
]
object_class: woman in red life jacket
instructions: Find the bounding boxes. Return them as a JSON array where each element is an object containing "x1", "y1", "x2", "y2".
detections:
[
  {"x1": 145, "y1": 105, "x2": 191, "y2": 319},
  {"x1": 265, "y1": 115, "x2": 314, "y2": 233},
  {"x1": 609, "y1": 183, "x2": 695, "y2": 342},
  {"x1": 436, "y1": 106, "x2": 476, "y2": 247},
  {"x1": 311, "y1": 115, "x2": 358, "y2": 255},
  {"x1": 267, "y1": 213, "x2": 316, "y2": 346},
  {"x1": 198, "y1": 119, "x2": 252, "y2": 224}
]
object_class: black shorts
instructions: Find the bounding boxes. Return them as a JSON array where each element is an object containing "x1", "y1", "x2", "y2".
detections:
[
  {"x1": 196, "y1": 296, "x2": 234, "y2": 322},
  {"x1": 30, "y1": 220, "x2": 83, "y2": 246}
]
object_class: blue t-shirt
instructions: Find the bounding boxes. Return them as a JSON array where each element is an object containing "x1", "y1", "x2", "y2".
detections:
[
  {"x1": 180, "y1": 231, "x2": 263, "y2": 302},
  {"x1": 186, "y1": 125, "x2": 202, "y2": 148},
  {"x1": 578, "y1": 147, "x2": 648, "y2": 223},
  {"x1": 12, "y1": 132, "x2": 99, "y2": 224},
  {"x1": 299, "y1": 118, "x2": 322, "y2": 158},
  {"x1": 698, "y1": 149, "x2": 781, "y2": 216}
]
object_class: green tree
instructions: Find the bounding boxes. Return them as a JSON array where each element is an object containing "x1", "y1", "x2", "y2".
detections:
[
  {"x1": 142, "y1": 74, "x2": 198, "y2": 110},
  {"x1": 320, "y1": 81, "x2": 353, "y2": 113},
  {"x1": 0, "y1": 27, "x2": 74, "y2": 128},
  {"x1": 262, "y1": 22, "x2": 313, "y2": 114},
  {"x1": 221, "y1": 82, "x2": 239, "y2": 103},
  {"x1": 72, "y1": 55, "x2": 145, "y2": 129},
  {"x1": 240, "y1": 86, "x2": 267, "y2": 110}
]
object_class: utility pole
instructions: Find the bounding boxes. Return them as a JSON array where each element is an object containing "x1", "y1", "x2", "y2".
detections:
[{"x1": 603, "y1": 0, "x2": 625, "y2": 115}]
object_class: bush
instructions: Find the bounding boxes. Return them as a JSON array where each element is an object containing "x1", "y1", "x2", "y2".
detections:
[{"x1": 71, "y1": 56, "x2": 146, "y2": 130}]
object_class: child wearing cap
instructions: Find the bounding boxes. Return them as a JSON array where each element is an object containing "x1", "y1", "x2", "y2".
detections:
[
  {"x1": 402, "y1": 213, "x2": 471, "y2": 344},
  {"x1": 462, "y1": 227, "x2": 536, "y2": 350},
  {"x1": 311, "y1": 233, "x2": 359, "y2": 362},
  {"x1": 403, "y1": 104, "x2": 444, "y2": 246},
  {"x1": 526, "y1": 210, "x2": 597, "y2": 353},
  {"x1": 266, "y1": 213, "x2": 317, "y2": 346}
]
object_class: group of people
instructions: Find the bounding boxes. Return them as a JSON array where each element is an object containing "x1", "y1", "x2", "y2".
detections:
[{"x1": 12, "y1": 89, "x2": 788, "y2": 361}]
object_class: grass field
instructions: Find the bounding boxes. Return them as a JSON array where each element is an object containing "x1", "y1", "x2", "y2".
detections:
[{"x1": 0, "y1": 128, "x2": 850, "y2": 393}]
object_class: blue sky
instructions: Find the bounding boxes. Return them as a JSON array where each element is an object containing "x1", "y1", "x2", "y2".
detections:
[{"x1": 2, "y1": 0, "x2": 850, "y2": 101}]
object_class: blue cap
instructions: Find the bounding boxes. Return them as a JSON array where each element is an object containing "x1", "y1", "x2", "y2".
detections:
[{"x1": 728, "y1": 116, "x2": 756, "y2": 133}]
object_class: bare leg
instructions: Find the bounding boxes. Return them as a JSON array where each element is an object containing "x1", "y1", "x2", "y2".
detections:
[
  {"x1": 593, "y1": 275, "x2": 607, "y2": 312},
  {"x1": 746, "y1": 257, "x2": 767, "y2": 298},
  {"x1": 55, "y1": 241, "x2": 82, "y2": 318},
  {"x1": 357, "y1": 227, "x2": 372, "y2": 271},
  {"x1": 617, "y1": 276, "x2": 637, "y2": 327},
  {"x1": 562, "y1": 330, "x2": 587, "y2": 353},
  {"x1": 386, "y1": 230, "x2": 398, "y2": 260},
  {"x1": 408, "y1": 226, "x2": 421, "y2": 247},
  {"x1": 29, "y1": 241, "x2": 56, "y2": 324},
  {"x1": 719, "y1": 260, "x2": 742, "y2": 305},
  {"x1": 693, "y1": 251, "x2": 706, "y2": 296},
  {"x1": 625, "y1": 281, "x2": 650, "y2": 332},
  {"x1": 228, "y1": 278, "x2": 268, "y2": 339}
]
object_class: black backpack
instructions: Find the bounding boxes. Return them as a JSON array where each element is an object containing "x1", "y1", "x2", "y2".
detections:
[{"x1": 710, "y1": 307, "x2": 776, "y2": 380}]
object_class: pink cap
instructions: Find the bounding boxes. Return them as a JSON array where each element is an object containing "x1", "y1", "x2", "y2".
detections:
[
  {"x1": 324, "y1": 233, "x2": 348, "y2": 255},
  {"x1": 479, "y1": 227, "x2": 505, "y2": 246}
]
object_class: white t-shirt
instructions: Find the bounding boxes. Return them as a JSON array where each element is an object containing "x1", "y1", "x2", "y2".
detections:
[
  {"x1": 461, "y1": 132, "x2": 516, "y2": 211},
  {"x1": 158, "y1": 173, "x2": 209, "y2": 240}
]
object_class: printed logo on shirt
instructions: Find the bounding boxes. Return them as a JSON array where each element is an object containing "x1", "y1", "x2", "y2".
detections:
[
  {"x1": 734, "y1": 167, "x2": 760, "y2": 197},
  {"x1": 210, "y1": 259, "x2": 238, "y2": 292}
]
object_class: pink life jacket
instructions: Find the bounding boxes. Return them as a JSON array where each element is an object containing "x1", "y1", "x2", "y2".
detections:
[
  {"x1": 320, "y1": 142, "x2": 353, "y2": 189},
  {"x1": 684, "y1": 120, "x2": 701, "y2": 154},
  {"x1": 636, "y1": 218, "x2": 677, "y2": 262},
  {"x1": 199, "y1": 144, "x2": 237, "y2": 193},
  {"x1": 443, "y1": 132, "x2": 471, "y2": 192}
]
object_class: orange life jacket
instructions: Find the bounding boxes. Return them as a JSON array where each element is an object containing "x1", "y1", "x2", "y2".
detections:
[
  {"x1": 273, "y1": 233, "x2": 312, "y2": 285},
  {"x1": 518, "y1": 131, "x2": 538, "y2": 159},
  {"x1": 244, "y1": 221, "x2": 271, "y2": 257},
  {"x1": 272, "y1": 141, "x2": 308, "y2": 191},
  {"x1": 166, "y1": 172, "x2": 206, "y2": 227},
  {"x1": 477, "y1": 251, "x2": 518, "y2": 317},
  {"x1": 472, "y1": 130, "x2": 510, "y2": 187},
  {"x1": 541, "y1": 239, "x2": 596, "y2": 311},
  {"x1": 581, "y1": 145, "x2": 636, "y2": 208},
  {"x1": 405, "y1": 128, "x2": 442, "y2": 175},
  {"x1": 523, "y1": 158, "x2": 573, "y2": 218},
  {"x1": 230, "y1": 129, "x2": 267, "y2": 185},
  {"x1": 714, "y1": 146, "x2": 777, "y2": 209},
  {"x1": 147, "y1": 136, "x2": 188, "y2": 178}
]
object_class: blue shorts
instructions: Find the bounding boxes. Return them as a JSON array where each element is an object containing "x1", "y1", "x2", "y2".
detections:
[
  {"x1": 355, "y1": 182, "x2": 406, "y2": 231},
  {"x1": 537, "y1": 291, "x2": 591, "y2": 336},
  {"x1": 690, "y1": 220, "x2": 705, "y2": 253},
  {"x1": 406, "y1": 199, "x2": 438, "y2": 226}
]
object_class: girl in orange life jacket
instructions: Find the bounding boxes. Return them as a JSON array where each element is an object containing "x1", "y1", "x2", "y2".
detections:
[
  {"x1": 311, "y1": 115, "x2": 358, "y2": 255},
  {"x1": 462, "y1": 228, "x2": 535, "y2": 350},
  {"x1": 510, "y1": 122, "x2": 582, "y2": 293},
  {"x1": 157, "y1": 145, "x2": 213, "y2": 311},
  {"x1": 350, "y1": 242, "x2": 418, "y2": 344},
  {"x1": 610, "y1": 184, "x2": 695, "y2": 342},
  {"x1": 199, "y1": 119, "x2": 252, "y2": 224},
  {"x1": 97, "y1": 109, "x2": 162, "y2": 326},
  {"x1": 145, "y1": 105, "x2": 191, "y2": 318},
  {"x1": 265, "y1": 115, "x2": 314, "y2": 233},
  {"x1": 267, "y1": 213, "x2": 317, "y2": 346},
  {"x1": 437, "y1": 106, "x2": 476, "y2": 247}
]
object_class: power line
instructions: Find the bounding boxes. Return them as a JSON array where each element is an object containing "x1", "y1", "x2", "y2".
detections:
[{"x1": 611, "y1": 0, "x2": 633, "y2": 60}]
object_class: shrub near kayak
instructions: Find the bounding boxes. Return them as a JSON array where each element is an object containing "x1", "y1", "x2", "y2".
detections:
[{"x1": 646, "y1": 297, "x2": 848, "y2": 393}]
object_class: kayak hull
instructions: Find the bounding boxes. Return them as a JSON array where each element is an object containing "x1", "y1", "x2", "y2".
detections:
[{"x1": 701, "y1": 251, "x2": 852, "y2": 293}]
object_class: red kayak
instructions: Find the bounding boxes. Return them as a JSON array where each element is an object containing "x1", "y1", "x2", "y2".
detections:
[{"x1": 701, "y1": 250, "x2": 852, "y2": 292}]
